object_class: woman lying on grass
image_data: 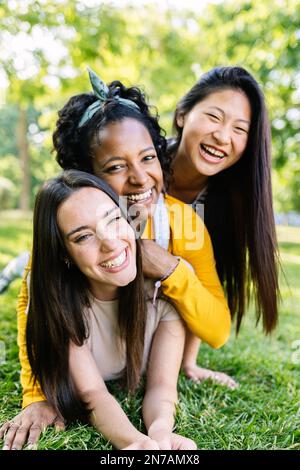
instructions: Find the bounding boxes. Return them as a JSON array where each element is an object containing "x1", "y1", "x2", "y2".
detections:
[{"x1": 1, "y1": 170, "x2": 196, "y2": 451}]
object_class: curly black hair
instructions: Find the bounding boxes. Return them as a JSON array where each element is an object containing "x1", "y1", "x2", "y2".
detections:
[{"x1": 52, "y1": 81, "x2": 172, "y2": 184}]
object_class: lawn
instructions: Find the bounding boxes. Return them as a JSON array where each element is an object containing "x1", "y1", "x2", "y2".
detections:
[{"x1": 0, "y1": 211, "x2": 299, "y2": 450}]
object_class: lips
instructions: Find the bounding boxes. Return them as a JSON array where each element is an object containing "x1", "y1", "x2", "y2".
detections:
[
  {"x1": 100, "y1": 248, "x2": 127, "y2": 268},
  {"x1": 199, "y1": 144, "x2": 229, "y2": 164},
  {"x1": 126, "y1": 188, "x2": 153, "y2": 203},
  {"x1": 201, "y1": 144, "x2": 227, "y2": 159}
]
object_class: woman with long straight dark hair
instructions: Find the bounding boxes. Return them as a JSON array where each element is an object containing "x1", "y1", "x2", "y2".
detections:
[
  {"x1": 160, "y1": 66, "x2": 279, "y2": 381},
  {"x1": 1, "y1": 170, "x2": 196, "y2": 450}
]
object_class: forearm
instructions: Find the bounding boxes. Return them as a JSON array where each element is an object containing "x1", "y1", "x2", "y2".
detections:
[
  {"x1": 69, "y1": 343, "x2": 146, "y2": 449},
  {"x1": 87, "y1": 389, "x2": 145, "y2": 449},
  {"x1": 143, "y1": 384, "x2": 177, "y2": 438}
]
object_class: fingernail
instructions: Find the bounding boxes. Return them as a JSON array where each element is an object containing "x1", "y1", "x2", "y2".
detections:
[
  {"x1": 27, "y1": 443, "x2": 37, "y2": 450},
  {"x1": 2, "y1": 445, "x2": 9, "y2": 450}
]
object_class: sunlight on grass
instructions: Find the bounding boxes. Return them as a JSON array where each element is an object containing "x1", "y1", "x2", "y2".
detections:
[{"x1": 0, "y1": 212, "x2": 299, "y2": 450}]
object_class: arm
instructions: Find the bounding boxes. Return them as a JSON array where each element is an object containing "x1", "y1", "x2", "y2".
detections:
[
  {"x1": 69, "y1": 342, "x2": 157, "y2": 450},
  {"x1": 142, "y1": 201, "x2": 231, "y2": 348},
  {"x1": 17, "y1": 260, "x2": 46, "y2": 407},
  {"x1": 143, "y1": 316, "x2": 196, "y2": 450}
]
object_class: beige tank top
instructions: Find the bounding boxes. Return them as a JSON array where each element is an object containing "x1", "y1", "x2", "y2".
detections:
[{"x1": 85, "y1": 291, "x2": 179, "y2": 381}]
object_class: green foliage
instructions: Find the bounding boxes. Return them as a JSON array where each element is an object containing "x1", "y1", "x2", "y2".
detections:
[{"x1": 0, "y1": 0, "x2": 299, "y2": 211}]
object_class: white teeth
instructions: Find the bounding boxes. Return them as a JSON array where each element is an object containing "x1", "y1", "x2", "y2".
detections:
[
  {"x1": 127, "y1": 189, "x2": 152, "y2": 202},
  {"x1": 202, "y1": 144, "x2": 226, "y2": 158},
  {"x1": 100, "y1": 249, "x2": 126, "y2": 268}
]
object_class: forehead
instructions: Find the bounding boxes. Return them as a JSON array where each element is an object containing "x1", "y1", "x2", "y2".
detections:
[
  {"x1": 97, "y1": 118, "x2": 154, "y2": 150},
  {"x1": 57, "y1": 187, "x2": 117, "y2": 231},
  {"x1": 195, "y1": 89, "x2": 251, "y2": 118}
]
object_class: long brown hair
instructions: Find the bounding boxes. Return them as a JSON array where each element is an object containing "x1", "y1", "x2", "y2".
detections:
[
  {"x1": 26, "y1": 170, "x2": 146, "y2": 423},
  {"x1": 170, "y1": 66, "x2": 279, "y2": 333}
]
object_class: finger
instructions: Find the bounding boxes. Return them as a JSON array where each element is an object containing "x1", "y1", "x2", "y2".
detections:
[
  {"x1": 54, "y1": 419, "x2": 65, "y2": 432},
  {"x1": 0, "y1": 421, "x2": 11, "y2": 439},
  {"x1": 179, "y1": 438, "x2": 197, "y2": 450},
  {"x1": 157, "y1": 440, "x2": 172, "y2": 450},
  {"x1": 2, "y1": 425, "x2": 19, "y2": 450},
  {"x1": 26, "y1": 424, "x2": 43, "y2": 448},
  {"x1": 7, "y1": 425, "x2": 30, "y2": 450},
  {"x1": 140, "y1": 440, "x2": 160, "y2": 450}
]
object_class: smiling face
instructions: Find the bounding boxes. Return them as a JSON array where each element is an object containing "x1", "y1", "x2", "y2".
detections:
[
  {"x1": 57, "y1": 187, "x2": 137, "y2": 301},
  {"x1": 176, "y1": 89, "x2": 251, "y2": 177},
  {"x1": 91, "y1": 118, "x2": 164, "y2": 217}
]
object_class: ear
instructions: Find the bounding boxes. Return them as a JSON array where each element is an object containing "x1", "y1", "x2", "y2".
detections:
[{"x1": 176, "y1": 113, "x2": 185, "y2": 128}]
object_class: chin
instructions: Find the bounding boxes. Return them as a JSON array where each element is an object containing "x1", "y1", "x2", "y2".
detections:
[
  {"x1": 196, "y1": 162, "x2": 226, "y2": 177},
  {"x1": 119, "y1": 268, "x2": 137, "y2": 286}
]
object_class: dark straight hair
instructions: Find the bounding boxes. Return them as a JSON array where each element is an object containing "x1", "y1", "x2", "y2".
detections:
[
  {"x1": 170, "y1": 66, "x2": 279, "y2": 333},
  {"x1": 26, "y1": 170, "x2": 147, "y2": 424}
]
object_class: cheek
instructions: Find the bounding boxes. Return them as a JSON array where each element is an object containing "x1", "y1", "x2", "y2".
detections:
[
  {"x1": 152, "y1": 162, "x2": 164, "y2": 187},
  {"x1": 183, "y1": 119, "x2": 207, "y2": 144},
  {"x1": 69, "y1": 245, "x2": 95, "y2": 270},
  {"x1": 102, "y1": 175, "x2": 125, "y2": 196}
]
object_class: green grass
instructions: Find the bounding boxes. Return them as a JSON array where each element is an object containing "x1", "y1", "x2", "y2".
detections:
[{"x1": 0, "y1": 211, "x2": 299, "y2": 450}]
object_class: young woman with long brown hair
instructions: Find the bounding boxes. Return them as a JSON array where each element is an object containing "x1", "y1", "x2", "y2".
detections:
[
  {"x1": 1, "y1": 170, "x2": 196, "y2": 450},
  {"x1": 164, "y1": 66, "x2": 280, "y2": 381}
]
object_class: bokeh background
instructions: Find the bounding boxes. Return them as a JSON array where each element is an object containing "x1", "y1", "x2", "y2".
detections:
[{"x1": 0, "y1": 0, "x2": 299, "y2": 215}]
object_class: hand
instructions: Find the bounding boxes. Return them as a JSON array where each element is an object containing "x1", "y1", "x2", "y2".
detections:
[
  {"x1": 168, "y1": 432, "x2": 197, "y2": 450},
  {"x1": 141, "y1": 240, "x2": 178, "y2": 279},
  {"x1": 183, "y1": 364, "x2": 238, "y2": 389},
  {"x1": 149, "y1": 430, "x2": 197, "y2": 450},
  {"x1": 0, "y1": 401, "x2": 65, "y2": 450},
  {"x1": 122, "y1": 436, "x2": 160, "y2": 450}
]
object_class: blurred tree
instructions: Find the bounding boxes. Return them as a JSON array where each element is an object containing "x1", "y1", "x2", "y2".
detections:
[
  {"x1": 192, "y1": 0, "x2": 300, "y2": 210},
  {"x1": 0, "y1": 0, "x2": 299, "y2": 211}
]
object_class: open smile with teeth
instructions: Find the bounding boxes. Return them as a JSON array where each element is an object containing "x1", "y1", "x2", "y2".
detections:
[
  {"x1": 201, "y1": 144, "x2": 227, "y2": 159},
  {"x1": 127, "y1": 188, "x2": 152, "y2": 202},
  {"x1": 100, "y1": 249, "x2": 127, "y2": 269}
]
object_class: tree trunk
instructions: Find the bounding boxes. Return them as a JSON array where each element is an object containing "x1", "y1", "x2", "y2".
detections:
[{"x1": 17, "y1": 106, "x2": 30, "y2": 211}]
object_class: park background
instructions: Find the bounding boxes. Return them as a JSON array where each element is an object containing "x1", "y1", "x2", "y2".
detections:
[{"x1": 0, "y1": 0, "x2": 299, "y2": 450}]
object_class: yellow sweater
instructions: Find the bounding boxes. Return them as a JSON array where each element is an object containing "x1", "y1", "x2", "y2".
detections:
[{"x1": 17, "y1": 193, "x2": 230, "y2": 408}]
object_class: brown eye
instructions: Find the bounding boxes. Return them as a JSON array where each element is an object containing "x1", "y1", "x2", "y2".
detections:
[
  {"x1": 143, "y1": 155, "x2": 156, "y2": 161},
  {"x1": 206, "y1": 113, "x2": 220, "y2": 120},
  {"x1": 106, "y1": 164, "x2": 125, "y2": 173},
  {"x1": 235, "y1": 127, "x2": 248, "y2": 134},
  {"x1": 108, "y1": 215, "x2": 122, "y2": 225},
  {"x1": 75, "y1": 234, "x2": 91, "y2": 243}
]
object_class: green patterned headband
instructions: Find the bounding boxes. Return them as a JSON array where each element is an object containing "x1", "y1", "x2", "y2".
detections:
[{"x1": 78, "y1": 68, "x2": 140, "y2": 128}]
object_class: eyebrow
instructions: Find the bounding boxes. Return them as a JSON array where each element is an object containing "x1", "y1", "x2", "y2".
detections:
[
  {"x1": 66, "y1": 207, "x2": 118, "y2": 238},
  {"x1": 102, "y1": 146, "x2": 156, "y2": 168},
  {"x1": 207, "y1": 106, "x2": 250, "y2": 124}
]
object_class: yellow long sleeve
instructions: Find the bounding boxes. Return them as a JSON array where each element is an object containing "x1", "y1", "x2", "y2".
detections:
[
  {"x1": 144, "y1": 194, "x2": 231, "y2": 349},
  {"x1": 17, "y1": 260, "x2": 45, "y2": 408}
]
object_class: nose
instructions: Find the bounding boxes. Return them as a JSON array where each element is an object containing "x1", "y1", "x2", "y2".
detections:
[
  {"x1": 128, "y1": 164, "x2": 149, "y2": 186},
  {"x1": 99, "y1": 237, "x2": 121, "y2": 254},
  {"x1": 212, "y1": 125, "x2": 231, "y2": 145}
]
